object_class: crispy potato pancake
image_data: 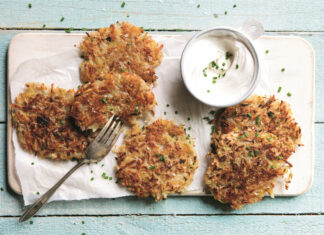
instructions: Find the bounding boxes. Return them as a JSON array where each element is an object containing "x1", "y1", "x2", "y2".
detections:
[
  {"x1": 79, "y1": 21, "x2": 163, "y2": 84},
  {"x1": 70, "y1": 73, "x2": 156, "y2": 132},
  {"x1": 205, "y1": 95, "x2": 302, "y2": 209},
  {"x1": 11, "y1": 83, "x2": 89, "y2": 160},
  {"x1": 116, "y1": 119, "x2": 198, "y2": 201}
]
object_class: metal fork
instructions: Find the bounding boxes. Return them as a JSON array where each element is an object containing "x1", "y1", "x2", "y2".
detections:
[{"x1": 19, "y1": 115, "x2": 123, "y2": 222}]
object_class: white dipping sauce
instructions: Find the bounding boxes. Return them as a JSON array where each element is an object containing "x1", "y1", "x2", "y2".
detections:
[{"x1": 182, "y1": 34, "x2": 255, "y2": 106}]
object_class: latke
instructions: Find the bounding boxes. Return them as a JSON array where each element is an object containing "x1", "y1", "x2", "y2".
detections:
[
  {"x1": 205, "y1": 95, "x2": 302, "y2": 209},
  {"x1": 70, "y1": 73, "x2": 156, "y2": 132},
  {"x1": 79, "y1": 21, "x2": 163, "y2": 84},
  {"x1": 116, "y1": 119, "x2": 198, "y2": 201},
  {"x1": 11, "y1": 83, "x2": 89, "y2": 160}
]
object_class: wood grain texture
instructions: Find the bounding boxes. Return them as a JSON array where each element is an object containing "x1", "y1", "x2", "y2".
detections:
[
  {"x1": 0, "y1": 0, "x2": 323, "y2": 31},
  {"x1": 1, "y1": 123, "x2": 323, "y2": 216},
  {"x1": 1, "y1": 215, "x2": 324, "y2": 234}
]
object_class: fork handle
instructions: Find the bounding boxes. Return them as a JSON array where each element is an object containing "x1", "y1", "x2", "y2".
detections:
[{"x1": 19, "y1": 159, "x2": 88, "y2": 222}]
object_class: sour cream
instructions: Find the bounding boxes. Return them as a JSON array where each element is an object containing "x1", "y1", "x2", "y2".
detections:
[{"x1": 182, "y1": 34, "x2": 255, "y2": 107}]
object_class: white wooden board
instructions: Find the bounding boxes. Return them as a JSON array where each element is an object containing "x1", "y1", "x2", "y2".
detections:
[{"x1": 7, "y1": 33, "x2": 314, "y2": 198}]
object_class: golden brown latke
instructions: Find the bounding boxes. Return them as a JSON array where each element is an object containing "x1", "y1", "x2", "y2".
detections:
[
  {"x1": 70, "y1": 73, "x2": 156, "y2": 132},
  {"x1": 79, "y1": 21, "x2": 163, "y2": 84},
  {"x1": 116, "y1": 119, "x2": 198, "y2": 201},
  {"x1": 11, "y1": 83, "x2": 89, "y2": 160},
  {"x1": 205, "y1": 95, "x2": 302, "y2": 209}
]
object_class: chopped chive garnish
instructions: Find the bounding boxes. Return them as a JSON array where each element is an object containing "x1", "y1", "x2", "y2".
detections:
[
  {"x1": 254, "y1": 150, "x2": 259, "y2": 156},
  {"x1": 207, "y1": 90, "x2": 210, "y2": 93},
  {"x1": 175, "y1": 111, "x2": 178, "y2": 114},
  {"x1": 60, "y1": 120, "x2": 65, "y2": 125},
  {"x1": 225, "y1": 52, "x2": 233, "y2": 59},
  {"x1": 90, "y1": 170, "x2": 93, "y2": 173},
  {"x1": 42, "y1": 24, "x2": 46, "y2": 28},
  {"x1": 90, "y1": 177, "x2": 94, "y2": 181},
  {"x1": 233, "y1": 4, "x2": 237, "y2": 8},
  {"x1": 278, "y1": 156, "x2": 282, "y2": 160},
  {"x1": 187, "y1": 117, "x2": 191, "y2": 121},
  {"x1": 100, "y1": 97, "x2": 108, "y2": 104},
  {"x1": 149, "y1": 165, "x2": 155, "y2": 170},
  {"x1": 244, "y1": 132, "x2": 248, "y2": 137},
  {"x1": 42, "y1": 142, "x2": 46, "y2": 150},
  {"x1": 237, "y1": 135, "x2": 243, "y2": 139},
  {"x1": 197, "y1": 4, "x2": 200, "y2": 8},
  {"x1": 60, "y1": 17, "x2": 65, "y2": 22},
  {"x1": 30, "y1": 221, "x2": 33, "y2": 224},
  {"x1": 164, "y1": 111, "x2": 167, "y2": 115},
  {"x1": 82, "y1": 221, "x2": 85, "y2": 224},
  {"x1": 271, "y1": 165, "x2": 275, "y2": 169},
  {"x1": 121, "y1": 2, "x2": 126, "y2": 8},
  {"x1": 211, "y1": 125, "x2": 216, "y2": 133},
  {"x1": 222, "y1": 62, "x2": 226, "y2": 66},
  {"x1": 265, "y1": 50, "x2": 269, "y2": 54},
  {"x1": 281, "y1": 68, "x2": 285, "y2": 72},
  {"x1": 188, "y1": 127, "x2": 191, "y2": 130},
  {"x1": 109, "y1": 177, "x2": 112, "y2": 180},
  {"x1": 211, "y1": 61, "x2": 216, "y2": 67},
  {"x1": 166, "y1": 104, "x2": 170, "y2": 107},
  {"x1": 249, "y1": 151, "x2": 253, "y2": 156},
  {"x1": 65, "y1": 27, "x2": 74, "y2": 33},
  {"x1": 160, "y1": 155, "x2": 166, "y2": 162},
  {"x1": 287, "y1": 92, "x2": 292, "y2": 97},
  {"x1": 256, "y1": 115, "x2": 260, "y2": 125},
  {"x1": 268, "y1": 112, "x2": 274, "y2": 118},
  {"x1": 101, "y1": 164, "x2": 104, "y2": 167},
  {"x1": 267, "y1": 137, "x2": 272, "y2": 140},
  {"x1": 255, "y1": 133, "x2": 259, "y2": 137},
  {"x1": 224, "y1": 11, "x2": 228, "y2": 15},
  {"x1": 28, "y1": 3, "x2": 32, "y2": 8},
  {"x1": 246, "y1": 146, "x2": 250, "y2": 150},
  {"x1": 36, "y1": 192, "x2": 40, "y2": 195},
  {"x1": 235, "y1": 64, "x2": 239, "y2": 69},
  {"x1": 247, "y1": 113, "x2": 252, "y2": 118},
  {"x1": 120, "y1": 67, "x2": 126, "y2": 72},
  {"x1": 277, "y1": 121, "x2": 280, "y2": 124},
  {"x1": 277, "y1": 86, "x2": 282, "y2": 93}
]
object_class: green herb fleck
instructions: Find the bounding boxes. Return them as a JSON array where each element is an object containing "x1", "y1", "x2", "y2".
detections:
[
  {"x1": 224, "y1": 11, "x2": 228, "y2": 15},
  {"x1": 0, "y1": 187, "x2": 4, "y2": 191},
  {"x1": 197, "y1": 4, "x2": 200, "y2": 8},
  {"x1": 90, "y1": 170, "x2": 93, "y2": 174},
  {"x1": 271, "y1": 165, "x2": 275, "y2": 169},
  {"x1": 82, "y1": 221, "x2": 85, "y2": 224},
  {"x1": 277, "y1": 86, "x2": 282, "y2": 93},
  {"x1": 267, "y1": 137, "x2": 272, "y2": 140},
  {"x1": 235, "y1": 64, "x2": 239, "y2": 69},
  {"x1": 249, "y1": 151, "x2": 253, "y2": 156},
  {"x1": 281, "y1": 68, "x2": 285, "y2": 72},
  {"x1": 109, "y1": 177, "x2": 112, "y2": 180},
  {"x1": 29, "y1": 220, "x2": 33, "y2": 224},
  {"x1": 254, "y1": 150, "x2": 259, "y2": 156},
  {"x1": 268, "y1": 111, "x2": 274, "y2": 118},
  {"x1": 60, "y1": 120, "x2": 65, "y2": 125},
  {"x1": 175, "y1": 111, "x2": 178, "y2": 114},
  {"x1": 42, "y1": 24, "x2": 46, "y2": 28},
  {"x1": 287, "y1": 92, "x2": 292, "y2": 97},
  {"x1": 246, "y1": 146, "x2": 250, "y2": 150},
  {"x1": 28, "y1": 3, "x2": 32, "y2": 8},
  {"x1": 164, "y1": 111, "x2": 167, "y2": 115},
  {"x1": 100, "y1": 97, "x2": 108, "y2": 104},
  {"x1": 256, "y1": 115, "x2": 260, "y2": 125},
  {"x1": 255, "y1": 133, "x2": 259, "y2": 137},
  {"x1": 225, "y1": 51, "x2": 233, "y2": 59},
  {"x1": 149, "y1": 165, "x2": 155, "y2": 170},
  {"x1": 211, "y1": 61, "x2": 216, "y2": 67},
  {"x1": 278, "y1": 156, "x2": 282, "y2": 160},
  {"x1": 222, "y1": 62, "x2": 226, "y2": 66},
  {"x1": 244, "y1": 132, "x2": 248, "y2": 137},
  {"x1": 237, "y1": 135, "x2": 243, "y2": 139},
  {"x1": 60, "y1": 17, "x2": 65, "y2": 22},
  {"x1": 187, "y1": 117, "x2": 191, "y2": 121},
  {"x1": 233, "y1": 4, "x2": 237, "y2": 8},
  {"x1": 265, "y1": 50, "x2": 269, "y2": 54},
  {"x1": 121, "y1": 2, "x2": 126, "y2": 8},
  {"x1": 120, "y1": 67, "x2": 126, "y2": 72},
  {"x1": 247, "y1": 113, "x2": 252, "y2": 118},
  {"x1": 207, "y1": 89, "x2": 210, "y2": 93},
  {"x1": 36, "y1": 192, "x2": 40, "y2": 195},
  {"x1": 81, "y1": 28, "x2": 87, "y2": 31},
  {"x1": 277, "y1": 121, "x2": 280, "y2": 124},
  {"x1": 65, "y1": 27, "x2": 74, "y2": 33},
  {"x1": 90, "y1": 177, "x2": 94, "y2": 181},
  {"x1": 160, "y1": 155, "x2": 166, "y2": 162},
  {"x1": 142, "y1": 126, "x2": 145, "y2": 131},
  {"x1": 188, "y1": 127, "x2": 191, "y2": 130},
  {"x1": 101, "y1": 164, "x2": 104, "y2": 167},
  {"x1": 166, "y1": 104, "x2": 170, "y2": 107}
]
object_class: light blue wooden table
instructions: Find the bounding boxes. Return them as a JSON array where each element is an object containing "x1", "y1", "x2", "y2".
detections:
[{"x1": 0, "y1": 0, "x2": 323, "y2": 234}]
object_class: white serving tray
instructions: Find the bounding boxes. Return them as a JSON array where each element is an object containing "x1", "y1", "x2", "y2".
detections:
[{"x1": 7, "y1": 33, "x2": 314, "y2": 197}]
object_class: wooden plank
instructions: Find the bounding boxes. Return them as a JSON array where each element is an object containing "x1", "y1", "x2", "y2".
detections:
[
  {"x1": 1, "y1": 30, "x2": 324, "y2": 123},
  {"x1": 0, "y1": 0, "x2": 323, "y2": 31},
  {"x1": 1, "y1": 215, "x2": 324, "y2": 234},
  {"x1": 1, "y1": 123, "x2": 323, "y2": 216}
]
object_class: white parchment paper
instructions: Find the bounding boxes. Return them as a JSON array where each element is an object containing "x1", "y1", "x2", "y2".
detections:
[{"x1": 10, "y1": 34, "x2": 313, "y2": 205}]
